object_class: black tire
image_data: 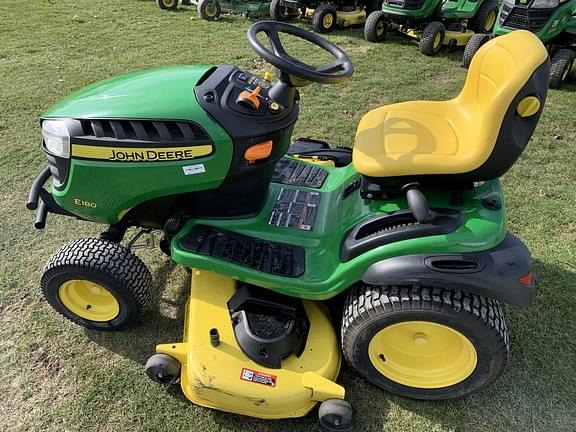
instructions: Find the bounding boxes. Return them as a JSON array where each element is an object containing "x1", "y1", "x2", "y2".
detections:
[
  {"x1": 549, "y1": 48, "x2": 575, "y2": 89},
  {"x1": 198, "y1": 0, "x2": 221, "y2": 21},
  {"x1": 270, "y1": 0, "x2": 298, "y2": 21},
  {"x1": 364, "y1": 11, "x2": 388, "y2": 43},
  {"x1": 41, "y1": 238, "x2": 152, "y2": 330},
  {"x1": 365, "y1": 0, "x2": 383, "y2": 15},
  {"x1": 419, "y1": 21, "x2": 446, "y2": 56},
  {"x1": 468, "y1": 0, "x2": 499, "y2": 33},
  {"x1": 312, "y1": 5, "x2": 338, "y2": 33},
  {"x1": 318, "y1": 399, "x2": 353, "y2": 432},
  {"x1": 156, "y1": 0, "x2": 179, "y2": 10},
  {"x1": 341, "y1": 285, "x2": 509, "y2": 400},
  {"x1": 145, "y1": 353, "x2": 181, "y2": 384},
  {"x1": 462, "y1": 32, "x2": 490, "y2": 68}
]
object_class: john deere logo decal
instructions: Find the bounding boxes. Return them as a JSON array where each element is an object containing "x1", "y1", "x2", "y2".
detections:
[{"x1": 71, "y1": 144, "x2": 213, "y2": 162}]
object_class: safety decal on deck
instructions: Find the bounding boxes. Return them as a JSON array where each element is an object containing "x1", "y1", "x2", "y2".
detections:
[{"x1": 240, "y1": 368, "x2": 277, "y2": 387}]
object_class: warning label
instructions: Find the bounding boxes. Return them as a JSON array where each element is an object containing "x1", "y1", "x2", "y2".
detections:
[{"x1": 240, "y1": 368, "x2": 277, "y2": 387}]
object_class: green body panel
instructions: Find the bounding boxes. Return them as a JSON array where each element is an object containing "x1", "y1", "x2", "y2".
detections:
[
  {"x1": 171, "y1": 161, "x2": 507, "y2": 300},
  {"x1": 44, "y1": 66, "x2": 234, "y2": 224},
  {"x1": 493, "y1": 1, "x2": 576, "y2": 42},
  {"x1": 381, "y1": 0, "x2": 482, "y2": 21}
]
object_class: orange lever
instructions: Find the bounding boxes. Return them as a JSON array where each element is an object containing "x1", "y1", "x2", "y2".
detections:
[
  {"x1": 244, "y1": 140, "x2": 273, "y2": 164},
  {"x1": 236, "y1": 86, "x2": 261, "y2": 111}
]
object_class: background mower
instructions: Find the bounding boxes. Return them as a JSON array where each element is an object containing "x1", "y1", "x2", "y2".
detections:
[
  {"x1": 28, "y1": 21, "x2": 548, "y2": 430},
  {"x1": 157, "y1": 0, "x2": 271, "y2": 20},
  {"x1": 463, "y1": 0, "x2": 576, "y2": 88},
  {"x1": 271, "y1": 0, "x2": 383, "y2": 33},
  {"x1": 364, "y1": 0, "x2": 500, "y2": 56}
]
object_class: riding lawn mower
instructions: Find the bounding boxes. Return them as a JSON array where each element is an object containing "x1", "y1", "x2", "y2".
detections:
[
  {"x1": 364, "y1": 0, "x2": 500, "y2": 56},
  {"x1": 463, "y1": 0, "x2": 576, "y2": 88},
  {"x1": 28, "y1": 22, "x2": 549, "y2": 430},
  {"x1": 157, "y1": 0, "x2": 271, "y2": 20}
]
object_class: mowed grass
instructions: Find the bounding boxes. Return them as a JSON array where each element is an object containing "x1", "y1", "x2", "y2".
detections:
[{"x1": 1, "y1": 1, "x2": 575, "y2": 431}]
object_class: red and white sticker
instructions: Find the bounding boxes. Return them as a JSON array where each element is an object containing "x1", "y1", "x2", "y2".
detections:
[{"x1": 240, "y1": 368, "x2": 277, "y2": 387}]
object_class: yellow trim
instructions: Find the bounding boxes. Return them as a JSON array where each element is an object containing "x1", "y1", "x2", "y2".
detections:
[
  {"x1": 335, "y1": 9, "x2": 366, "y2": 27},
  {"x1": 353, "y1": 30, "x2": 548, "y2": 177},
  {"x1": 516, "y1": 96, "x2": 541, "y2": 117},
  {"x1": 156, "y1": 269, "x2": 344, "y2": 419},
  {"x1": 485, "y1": 10, "x2": 497, "y2": 31},
  {"x1": 58, "y1": 279, "x2": 120, "y2": 322},
  {"x1": 368, "y1": 321, "x2": 477, "y2": 388},
  {"x1": 443, "y1": 30, "x2": 474, "y2": 47},
  {"x1": 71, "y1": 144, "x2": 213, "y2": 162}
]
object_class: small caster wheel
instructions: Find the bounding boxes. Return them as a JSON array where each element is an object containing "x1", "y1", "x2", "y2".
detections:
[
  {"x1": 145, "y1": 353, "x2": 180, "y2": 385},
  {"x1": 319, "y1": 399, "x2": 353, "y2": 431}
]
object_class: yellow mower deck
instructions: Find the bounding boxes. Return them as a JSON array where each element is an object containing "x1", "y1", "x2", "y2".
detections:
[
  {"x1": 156, "y1": 269, "x2": 344, "y2": 419},
  {"x1": 305, "y1": 7, "x2": 367, "y2": 28},
  {"x1": 406, "y1": 28, "x2": 475, "y2": 47}
]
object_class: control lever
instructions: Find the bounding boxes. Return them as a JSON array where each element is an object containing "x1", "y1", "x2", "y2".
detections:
[{"x1": 402, "y1": 183, "x2": 434, "y2": 224}]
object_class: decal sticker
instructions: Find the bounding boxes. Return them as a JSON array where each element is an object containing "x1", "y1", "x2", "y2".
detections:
[
  {"x1": 183, "y1": 164, "x2": 206, "y2": 175},
  {"x1": 240, "y1": 368, "x2": 277, "y2": 387},
  {"x1": 71, "y1": 144, "x2": 213, "y2": 162}
]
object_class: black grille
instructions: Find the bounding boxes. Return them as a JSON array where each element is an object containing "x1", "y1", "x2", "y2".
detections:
[
  {"x1": 384, "y1": 0, "x2": 425, "y2": 9},
  {"x1": 77, "y1": 119, "x2": 210, "y2": 143},
  {"x1": 500, "y1": 5, "x2": 555, "y2": 32}
]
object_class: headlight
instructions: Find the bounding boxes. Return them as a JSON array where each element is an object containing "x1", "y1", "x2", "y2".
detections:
[
  {"x1": 531, "y1": 0, "x2": 559, "y2": 8},
  {"x1": 42, "y1": 120, "x2": 70, "y2": 158}
]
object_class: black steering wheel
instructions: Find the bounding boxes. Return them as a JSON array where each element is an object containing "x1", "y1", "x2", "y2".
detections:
[{"x1": 247, "y1": 21, "x2": 353, "y2": 86}]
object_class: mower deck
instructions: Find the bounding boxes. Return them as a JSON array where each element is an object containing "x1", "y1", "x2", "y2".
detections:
[{"x1": 156, "y1": 269, "x2": 344, "y2": 419}]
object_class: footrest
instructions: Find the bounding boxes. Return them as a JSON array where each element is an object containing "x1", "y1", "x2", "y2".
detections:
[
  {"x1": 179, "y1": 225, "x2": 305, "y2": 277},
  {"x1": 272, "y1": 159, "x2": 328, "y2": 188}
]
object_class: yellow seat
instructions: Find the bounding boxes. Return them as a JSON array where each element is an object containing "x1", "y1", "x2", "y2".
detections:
[{"x1": 353, "y1": 30, "x2": 550, "y2": 181}]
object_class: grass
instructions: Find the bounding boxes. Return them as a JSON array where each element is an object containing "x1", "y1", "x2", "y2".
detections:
[{"x1": 1, "y1": 0, "x2": 575, "y2": 431}]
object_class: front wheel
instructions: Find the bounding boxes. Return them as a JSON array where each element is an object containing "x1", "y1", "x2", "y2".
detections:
[
  {"x1": 364, "y1": 11, "x2": 388, "y2": 43},
  {"x1": 419, "y1": 21, "x2": 446, "y2": 56},
  {"x1": 312, "y1": 5, "x2": 338, "y2": 33},
  {"x1": 550, "y1": 49, "x2": 575, "y2": 89},
  {"x1": 41, "y1": 238, "x2": 152, "y2": 330},
  {"x1": 198, "y1": 0, "x2": 221, "y2": 21},
  {"x1": 341, "y1": 285, "x2": 509, "y2": 400},
  {"x1": 462, "y1": 33, "x2": 491, "y2": 68},
  {"x1": 156, "y1": 0, "x2": 179, "y2": 10},
  {"x1": 468, "y1": 0, "x2": 499, "y2": 33}
]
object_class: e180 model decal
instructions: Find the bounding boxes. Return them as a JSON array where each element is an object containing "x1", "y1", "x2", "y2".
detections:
[{"x1": 71, "y1": 144, "x2": 213, "y2": 162}]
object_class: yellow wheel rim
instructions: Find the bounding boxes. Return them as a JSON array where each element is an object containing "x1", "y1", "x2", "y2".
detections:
[
  {"x1": 368, "y1": 321, "x2": 477, "y2": 388},
  {"x1": 562, "y1": 63, "x2": 570, "y2": 81},
  {"x1": 167, "y1": 0, "x2": 175, "y2": 7},
  {"x1": 323, "y1": 13, "x2": 334, "y2": 28},
  {"x1": 433, "y1": 32, "x2": 442, "y2": 49},
  {"x1": 59, "y1": 279, "x2": 120, "y2": 322},
  {"x1": 485, "y1": 11, "x2": 496, "y2": 31},
  {"x1": 205, "y1": 4, "x2": 217, "y2": 16},
  {"x1": 376, "y1": 21, "x2": 385, "y2": 36}
]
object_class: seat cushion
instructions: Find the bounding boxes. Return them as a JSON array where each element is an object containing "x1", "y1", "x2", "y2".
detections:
[{"x1": 353, "y1": 100, "x2": 482, "y2": 177}]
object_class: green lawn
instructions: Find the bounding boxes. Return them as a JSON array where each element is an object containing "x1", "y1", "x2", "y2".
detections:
[{"x1": 1, "y1": 1, "x2": 575, "y2": 431}]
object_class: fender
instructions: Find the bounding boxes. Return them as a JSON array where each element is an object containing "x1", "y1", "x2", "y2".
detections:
[{"x1": 362, "y1": 233, "x2": 535, "y2": 307}]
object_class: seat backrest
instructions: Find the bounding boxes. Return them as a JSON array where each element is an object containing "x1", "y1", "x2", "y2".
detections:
[{"x1": 456, "y1": 30, "x2": 550, "y2": 180}]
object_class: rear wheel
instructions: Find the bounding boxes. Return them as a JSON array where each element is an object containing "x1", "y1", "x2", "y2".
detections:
[
  {"x1": 364, "y1": 11, "x2": 388, "y2": 43},
  {"x1": 550, "y1": 49, "x2": 575, "y2": 89},
  {"x1": 312, "y1": 5, "x2": 338, "y2": 33},
  {"x1": 41, "y1": 238, "x2": 152, "y2": 330},
  {"x1": 156, "y1": 0, "x2": 179, "y2": 10},
  {"x1": 419, "y1": 21, "x2": 445, "y2": 56},
  {"x1": 468, "y1": 0, "x2": 499, "y2": 33},
  {"x1": 462, "y1": 33, "x2": 491, "y2": 68},
  {"x1": 270, "y1": 0, "x2": 298, "y2": 21},
  {"x1": 198, "y1": 0, "x2": 221, "y2": 21},
  {"x1": 341, "y1": 285, "x2": 509, "y2": 399}
]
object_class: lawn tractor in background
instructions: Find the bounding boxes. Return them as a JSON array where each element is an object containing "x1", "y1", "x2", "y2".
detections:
[
  {"x1": 28, "y1": 21, "x2": 549, "y2": 430},
  {"x1": 270, "y1": 0, "x2": 383, "y2": 33},
  {"x1": 364, "y1": 0, "x2": 500, "y2": 56},
  {"x1": 463, "y1": 0, "x2": 576, "y2": 88},
  {"x1": 157, "y1": 0, "x2": 271, "y2": 20}
]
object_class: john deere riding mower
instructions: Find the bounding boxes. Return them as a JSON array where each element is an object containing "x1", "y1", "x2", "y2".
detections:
[
  {"x1": 157, "y1": 0, "x2": 271, "y2": 20},
  {"x1": 364, "y1": 0, "x2": 500, "y2": 56},
  {"x1": 271, "y1": 0, "x2": 382, "y2": 33},
  {"x1": 28, "y1": 22, "x2": 548, "y2": 429},
  {"x1": 463, "y1": 0, "x2": 576, "y2": 88}
]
